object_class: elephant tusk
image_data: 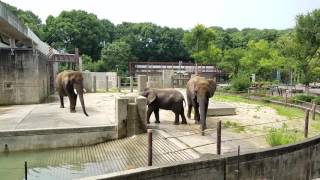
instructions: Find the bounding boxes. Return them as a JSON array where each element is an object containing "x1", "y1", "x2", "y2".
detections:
[
  {"x1": 83, "y1": 88, "x2": 87, "y2": 93},
  {"x1": 74, "y1": 89, "x2": 78, "y2": 95}
]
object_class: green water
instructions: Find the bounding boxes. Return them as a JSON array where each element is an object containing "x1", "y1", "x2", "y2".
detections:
[{"x1": 0, "y1": 147, "x2": 113, "y2": 180}]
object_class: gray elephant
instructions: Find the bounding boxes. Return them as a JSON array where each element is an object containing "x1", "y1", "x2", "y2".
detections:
[
  {"x1": 56, "y1": 70, "x2": 89, "y2": 116},
  {"x1": 140, "y1": 88, "x2": 187, "y2": 125},
  {"x1": 186, "y1": 76, "x2": 216, "y2": 131}
]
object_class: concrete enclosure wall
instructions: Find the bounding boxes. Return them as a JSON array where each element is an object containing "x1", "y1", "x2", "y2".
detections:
[
  {"x1": 0, "y1": 125, "x2": 117, "y2": 152},
  {"x1": 0, "y1": 48, "x2": 50, "y2": 105},
  {"x1": 116, "y1": 95, "x2": 147, "y2": 138},
  {"x1": 84, "y1": 134, "x2": 320, "y2": 180},
  {"x1": 82, "y1": 72, "x2": 117, "y2": 92}
]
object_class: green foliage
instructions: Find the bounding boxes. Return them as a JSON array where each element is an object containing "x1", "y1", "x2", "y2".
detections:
[
  {"x1": 293, "y1": 94, "x2": 315, "y2": 103},
  {"x1": 314, "y1": 96, "x2": 320, "y2": 105},
  {"x1": 101, "y1": 40, "x2": 135, "y2": 76},
  {"x1": 230, "y1": 73, "x2": 251, "y2": 91},
  {"x1": 43, "y1": 10, "x2": 114, "y2": 60},
  {"x1": 266, "y1": 124, "x2": 302, "y2": 146},
  {"x1": 295, "y1": 9, "x2": 320, "y2": 85},
  {"x1": 223, "y1": 121, "x2": 245, "y2": 133}
]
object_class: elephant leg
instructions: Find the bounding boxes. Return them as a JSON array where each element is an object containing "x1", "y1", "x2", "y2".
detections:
[
  {"x1": 174, "y1": 112, "x2": 180, "y2": 125},
  {"x1": 59, "y1": 95, "x2": 64, "y2": 108},
  {"x1": 181, "y1": 107, "x2": 187, "y2": 124},
  {"x1": 147, "y1": 108, "x2": 153, "y2": 124},
  {"x1": 154, "y1": 108, "x2": 160, "y2": 123},
  {"x1": 187, "y1": 95, "x2": 192, "y2": 118},
  {"x1": 68, "y1": 94, "x2": 76, "y2": 113},
  {"x1": 193, "y1": 101, "x2": 200, "y2": 123}
]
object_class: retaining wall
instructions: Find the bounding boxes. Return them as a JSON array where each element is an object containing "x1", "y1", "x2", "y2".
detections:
[
  {"x1": 0, "y1": 125, "x2": 117, "y2": 153},
  {"x1": 82, "y1": 134, "x2": 320, "y2": 180},
  {"x1": 0, "y1": 48, "x2": 50, "y2": 105}
]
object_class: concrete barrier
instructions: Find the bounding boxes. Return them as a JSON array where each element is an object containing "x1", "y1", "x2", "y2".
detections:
[
  {"x1": 116, "y1": 95, "x2": 147, "y2": 138},
  {"x1": 0, "y1": 125, "x2": 117, "y2": 152},
  {"x1": 81, "y1": 133, "x2": 320, "y2": 180}
]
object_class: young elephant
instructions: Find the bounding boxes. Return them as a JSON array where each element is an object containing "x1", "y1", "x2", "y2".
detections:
[{"x1": 140, "y1": 88, "x2": 187, "y2": 125}]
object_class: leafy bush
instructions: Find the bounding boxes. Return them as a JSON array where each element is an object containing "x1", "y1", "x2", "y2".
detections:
[
  {"x1": 230, "y1": 73, "x2": 251, "y2": 92},
  {"x1": 293, "y1": 94, "x2": 315, "y2": 103},
  {"x1": 314, "y1": 96, "x2": 320, "y2": 105},
  {"x1": 266, "y1": 123, "x2": 302, "y2": 146}
]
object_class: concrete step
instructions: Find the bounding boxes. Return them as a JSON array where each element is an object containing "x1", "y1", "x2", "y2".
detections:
[{"x1": 207, "y1": 103, "x2": 236, "y2": 116}]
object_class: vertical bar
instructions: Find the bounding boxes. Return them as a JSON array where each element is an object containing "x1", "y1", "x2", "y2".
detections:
[
  {"x1": 217, "y1": 121, "x2": 221, "y2": 155},
  {"x1": 305, "y1": 109, "x2": 310, "y2": 138},
  {"x1": 285, "y1": 91, "x2": 288, "y2": 104},
  {"x1": 105, "y1": 75, "x2": 109, "y2": 92},
  {"x1": 24, "y1": 161, "x2": 27, "y2": 180},
  {"x1": 130, "y1": 76, "x2": 133, "y2": 93},
  {"x1": 311, "y1": 102, "x2": 316, "y2": 120},
  {"x1": 237, "y1": 145, "x2": 240, "y2": 180},
  {"x1": 93, "y1": 75, "x2": 96, "y2": 93},
  {"x1": 148, "y1": 129, "x2": 153, "y2": 166},
  {"x1": 117, "y1": 76, "x2": 121, "y2": 92},
  {"x1": 247, "y1": 88, "x2": 250, "y2": 98}
]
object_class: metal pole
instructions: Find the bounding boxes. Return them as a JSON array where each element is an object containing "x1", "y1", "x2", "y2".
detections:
[
  {"x1": 117, "y1": 76, "x2": 121, "y2": 92},
  {"x1": 93, "y1": 75, "x2": 96, "y2": 93},
  {"x1": 24, "y1": 161, "x2": 27, "y2": 180},
  {"x1": 305, "y1": 109, "x2": 310, "y2": 138},
  {"x1": 130, "y1": 76, "x2": 133, "y2": 93},
  {"x1": 311, "y1": 102, "x2": 316, "y2": 120},
  {"x1": 237, "y1": 145, "x2": 240, "y2": 180},
  {"x1": 217, "y1": 121, "x2": 221, "y2": 155},
  {"x1": 148, "y1": 129, "x2": 153, "y2": 166}
]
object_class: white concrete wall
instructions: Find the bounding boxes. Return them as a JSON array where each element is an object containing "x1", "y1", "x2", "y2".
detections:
[{"x1": 82, "y1": 72, "x2": 117, "y2": 92}]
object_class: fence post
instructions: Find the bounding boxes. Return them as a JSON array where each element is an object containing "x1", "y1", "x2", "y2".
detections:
[
  {"x1": 148, "y1": 129, "x2": 153, "y2": 166},
  {"x1": 311, "y1": 102, "x2": 316, "y2": 120},
  {"x1": 105, "y1": 75, "x2": 109, "y2": 92},
  {"x1": 237, "y1": 145, "x2": 240, "y2": 180},
  {"x1": 305, "y1": 109, "x2": 310, "y2": 138},
  {"x1": 117, "y1": 76, "x2": 121, "y2": 92},
  {"x1": 285, "y1": 91, "x2": 288, "y2": 104},
  {"x1": 217, "y1": 121, "x2": 221, "y2": 155},
  {"x1": 130, "y1": 76, "x2": 133, "y2": 93},
  {"x1": 24, "y1": 161, "x2": 28, "y2": 180},
  {"x1": 93, "y1": 75, "x2": 96, "y2": 93}
]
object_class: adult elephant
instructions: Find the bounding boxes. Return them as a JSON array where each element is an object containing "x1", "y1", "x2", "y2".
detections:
[
  {"x1": 186, "y1": 76, "x2": 216, "y2": 131},
  {"x1": 140, "y1": 88, "x2": 187, "y2": 125},
  {"x1": 56, "y1": 70, "x2": 89, "y2": 116}
]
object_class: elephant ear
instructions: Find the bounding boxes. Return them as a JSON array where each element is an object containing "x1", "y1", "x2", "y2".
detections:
[
  {"x1": 207, "y1": 79, "x2": 217, "y2": 98},
  {"x1": 147, "y1": 90, "x2": 157, "y2": 104}
]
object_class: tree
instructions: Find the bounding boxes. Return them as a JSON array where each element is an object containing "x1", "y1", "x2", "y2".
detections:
[
  {"x1": 295, "y1": 9, "x2": 320, "y2": 85},
  {"x1": 101, "y1": 40, "x2": 135, "y2": 75},
  {"x1": 43, "y1": 10, "x2": 114, "y2": 60},
  {"x1": 184, "y1": 24, "x2": 221, "y2": 64},
  {"x1": 218, "y1": 48, "x2": 245, "y2": 78}
]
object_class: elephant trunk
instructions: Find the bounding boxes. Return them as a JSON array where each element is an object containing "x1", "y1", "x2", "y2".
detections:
[
  {"x1": 76, "y1": 85, "x2": 89, "y2": 116},
  {"x1": 198, "y1": 97, "x2": 208, "y2": 132}
]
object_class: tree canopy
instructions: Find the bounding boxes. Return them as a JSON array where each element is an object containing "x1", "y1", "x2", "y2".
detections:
[{"x1": 4, "y1": 1, "x2": 319, "y2": 84}]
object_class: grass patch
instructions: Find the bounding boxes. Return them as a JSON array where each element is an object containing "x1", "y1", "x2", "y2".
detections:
[
  {"x1": 265, "y1": 123, "x2": 303, "y2": 147},
  {"x1": 223, "y1": 120, "x2": 245, "y2": 133},
  {"x1": 213, "y1": 94, "x2": 305, "y2": 120}
]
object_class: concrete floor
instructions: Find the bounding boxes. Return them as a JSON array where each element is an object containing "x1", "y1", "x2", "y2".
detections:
[{"x1": 0, "y1": 93, "x2": 120, "y2": 130}]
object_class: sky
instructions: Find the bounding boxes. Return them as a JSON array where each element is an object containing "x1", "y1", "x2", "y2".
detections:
[{"x1": 1, "y1": 0, "x2": 320, "y2": 30}]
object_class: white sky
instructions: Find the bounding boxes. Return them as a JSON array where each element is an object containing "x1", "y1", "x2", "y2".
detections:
[{"x1": 2, "y1": 0, "x2": 320, "y2": 30}]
